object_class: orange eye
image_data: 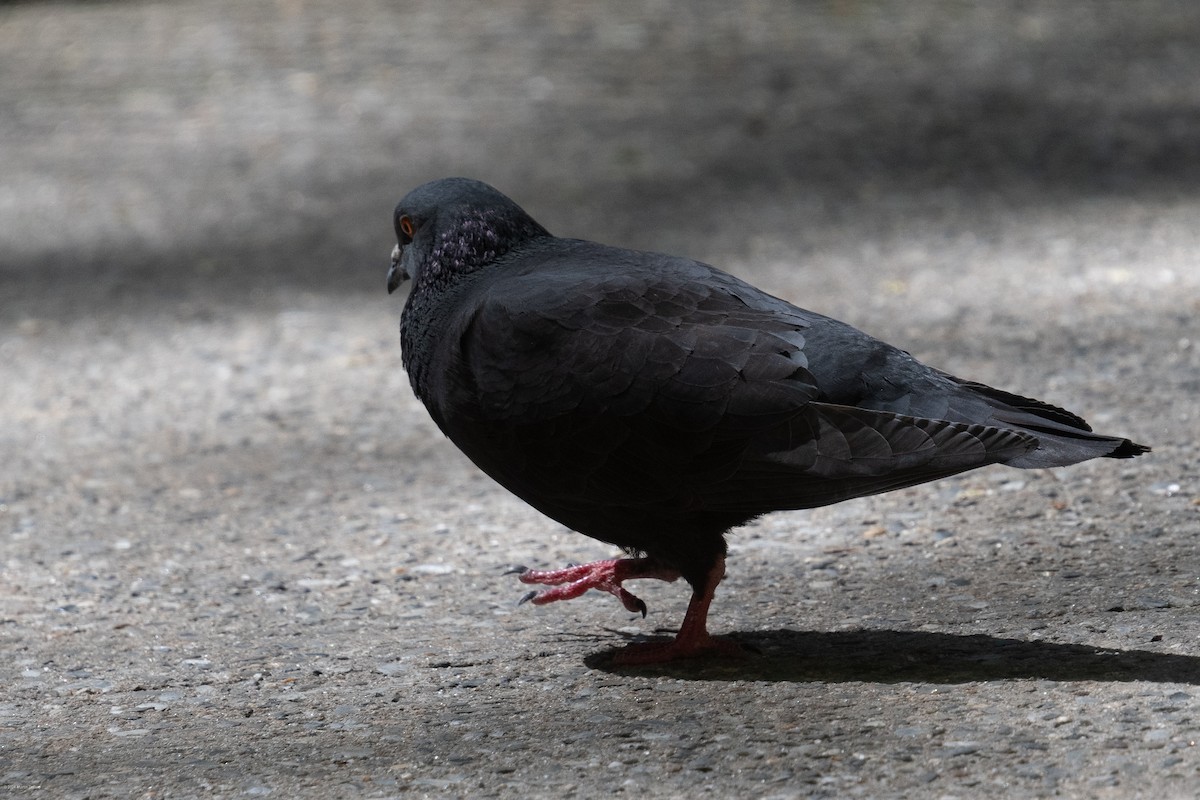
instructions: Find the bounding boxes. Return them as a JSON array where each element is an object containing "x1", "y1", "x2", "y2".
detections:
[{"x1": 398, "y1": 215, "x2": 415, "y2": 241}]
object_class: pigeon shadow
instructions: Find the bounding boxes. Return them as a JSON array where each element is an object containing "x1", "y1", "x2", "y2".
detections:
[{"x1": 583, "y1": 628, "x2": 1200, "y2": 684}]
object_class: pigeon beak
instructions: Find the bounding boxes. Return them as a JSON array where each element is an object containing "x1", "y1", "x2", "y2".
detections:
[{"x1": 387, "y1": 244, "x2": 409, "y2": 294}]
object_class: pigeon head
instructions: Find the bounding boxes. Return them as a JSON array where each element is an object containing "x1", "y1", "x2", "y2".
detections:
[{"x1": 387, "y1": 178, "x2": 551, "y2": 294}]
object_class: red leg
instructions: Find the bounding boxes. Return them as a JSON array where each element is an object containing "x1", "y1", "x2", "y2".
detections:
[
  {"x1": 515, "y1": 555, "x2": 743, "y2": 664},
  {"x1": 611, "y1": 555, "x2": 743, "y2": 665}
]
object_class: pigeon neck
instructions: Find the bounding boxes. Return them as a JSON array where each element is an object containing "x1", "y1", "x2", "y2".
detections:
[{"x1": 425, "y1": 208, "x2": 550, "y2": 280}]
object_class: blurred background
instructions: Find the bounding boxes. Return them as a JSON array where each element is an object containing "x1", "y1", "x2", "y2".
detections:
[{"x1": 3, "y1": 0, "x2": 1198, "y2": 322}]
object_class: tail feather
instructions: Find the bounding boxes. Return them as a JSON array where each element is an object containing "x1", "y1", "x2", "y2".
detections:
[
  {"x1": 996, "y1": 414, "x2": 1150, "y2": 467},
  {"x1": 954, "y1": 380, "x2": 1151, "y2": 468},
  {"x1": 946, "y1": 376, "x2": 1094, "y2": 431}
]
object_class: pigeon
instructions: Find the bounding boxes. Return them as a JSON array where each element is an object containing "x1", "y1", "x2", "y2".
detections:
[{"x1": 386, "y1": 177, "x2": 1149, "y2": 664}]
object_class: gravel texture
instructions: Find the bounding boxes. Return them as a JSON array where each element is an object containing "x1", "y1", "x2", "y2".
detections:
[{"x1": 2, "y1": 1, "x2": 1199, "y2": 797}]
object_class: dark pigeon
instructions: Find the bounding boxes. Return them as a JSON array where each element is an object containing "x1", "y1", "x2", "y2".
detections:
[{"x1": 386, "y1": 177, "x2": 1149, "y2": 664}]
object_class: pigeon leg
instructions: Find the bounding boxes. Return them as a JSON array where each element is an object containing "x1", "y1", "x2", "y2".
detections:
[
  {"x1": 517, "y1": 557, "x2": 682, "y2": 616},
  {"x1": 611, "y1": 555, "x2": 743, "y2": 665}
]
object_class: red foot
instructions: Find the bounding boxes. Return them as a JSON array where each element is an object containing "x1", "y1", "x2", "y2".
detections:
[
  {"x1": 516, "y1": 557, "x2": 681, "y2": 616},
  {"x1": 518, "y1": 555, "x2": 742, "y2": 665}
]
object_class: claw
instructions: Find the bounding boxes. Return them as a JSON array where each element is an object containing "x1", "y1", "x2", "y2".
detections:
[
  {"x1": 503, "y1": 564, "x2": 529, "y2": 575},
  {"x1": 518, "y1": 590, "x2": 539, "y2": 606},
  {"x1": 511, "y1": 556, "x2": 681, "y2": 620},
  {"x1": 615, "y1": 587, "x2": 649, "y2": 617}
]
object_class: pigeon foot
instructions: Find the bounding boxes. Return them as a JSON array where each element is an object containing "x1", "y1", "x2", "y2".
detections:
[{"x1": 516, "y1": 557, "x2": 682, "y2": 617}]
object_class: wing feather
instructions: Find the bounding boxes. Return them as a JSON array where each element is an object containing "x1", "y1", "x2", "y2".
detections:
[{"x1": 438, "y1": 248, "x2": 1049, "y2": 520}]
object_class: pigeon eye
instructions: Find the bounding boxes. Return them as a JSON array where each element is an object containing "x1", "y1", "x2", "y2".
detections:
[{"x1": 398, "y1": 215, "x2": 415, "y2": 243}]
